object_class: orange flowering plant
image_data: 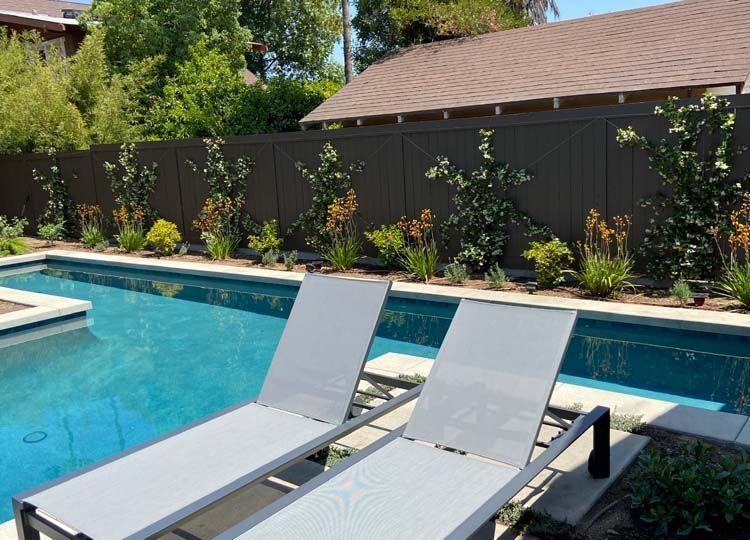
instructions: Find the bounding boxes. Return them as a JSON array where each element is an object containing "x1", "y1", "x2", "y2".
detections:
[
  {"x1": 571, "y1": 209, "x2": 635, "y2": 297},
  {"x1": 715, "y1": 194, "x2": 750, "y2": 308},
  {"x1": 193, "y1": 196, "x2": 245, "y2": 259},
  {"x1": 321, "y1": 189, "x2": 361, "y2": 270},
  {"x1": 113, "y1": 206, "x2": 146, "y2": 252},
  {"x1": 76, "y1": 204, "x2": 106, "y2": 248},
  {"x1": 398, "y1": 209, "x2": 440, "y2": 282}
]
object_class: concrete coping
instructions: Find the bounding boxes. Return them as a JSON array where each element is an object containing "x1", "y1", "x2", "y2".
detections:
[
  {"x1": 0, "y1": 285, "x2": 91, "y2": 334},
  {"x1": 3, "y1": 249, "x2": 746, "y2": 337}
]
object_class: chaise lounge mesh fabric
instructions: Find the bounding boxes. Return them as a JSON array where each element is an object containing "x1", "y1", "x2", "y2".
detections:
[
  {"x1": 14, "y1": 274, "x2": 392, "y2": 540},
  {"x1": 219, "y1": 300, "x2": 578, "y2": 540}
]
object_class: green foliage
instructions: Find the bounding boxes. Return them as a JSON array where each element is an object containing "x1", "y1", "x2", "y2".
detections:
[
  {"x1": 284, "y1": 250, "x2": 298, "y2": 270},
  {"x1": 323, "y1": 235, "x2": 361, "y2": 270},
  {"x1": 629, "y1": 443, "x2": 750, "y2": 536},
  {"x1": 716, "y1": 262, "x2": 750, "y2": 309},
  {"x1": 485, "y1": 263, "x2": 507, "y2": 289},
  {"x1": 496, "y1": 502, "x2": 578, "y2": 540},
  {"x1": 148, "y1": 42, "x2": 247, "y2": 140},
  {"x1": 240, "y1": 0, "x2": 340, "y2": 79},
  {"x1": 293, "y1": 143, "x2": 364, "y2": 251},
  {"x1": 401, "y1": 242, "x2": 439, "y2": 283},
  {"x1": 0, "y1": 32, "x2": 88, "y2": 154},
  {"x1": 238, "y1": 77, "x2": 339, "y2": 135},
  {"x1": 247, "y1": 220, "x2": 283, "y2": 253},
  {"x1": 0, "y1": 216, "x2": 29, "y2": 256},
  {"x1": 574, "y1": 253, "x2": 635, "y2": 298},
  {"x1": 37, "y1": 220, "x2": 66, "y2": 244},
  {"x1": 116, "y1": 225, "x2": 146, "y2": 252},
  {"x1": 146, "y1": 219, "x2": 182, "y2": 255},
  {"x1": 32, "y1": 149, "x2": 76, "y2": 235},
  {"x1": 261, "y1": 249, "x2": 280, "y2": 265},
  {"x1": 324, "y1": 445, "x2": 357, "y2": 468},
  {"x1": 617, "y1": 94, "x2": 750, "y2": 280},
  {"x1": 77, "y1": 204, "x2": 106, "y2": 248},
  {"x1": 81, "y1": 228, "x2": 106, "y2": 248},
  {"x1": 364, "y1": 224, "x2": 405, "y2": 267},
  {"x1": 522, "y1": 239, "x2": 573, "y2": 288},
  {"x1": 206, "y1": 231, "x2": 238, "y2": 260},
  {"x1": 83, "y1": 0, "x2": 251, "y2": 82},
  {"x1": 427, "y1": 129, "x2": 551, "y2": 271},
  {"x1": 444, "y1": 261, "x2": 468, "y2": 283},
  {"x1": 353, "y1": 0, "x2": 527, "y2": 71},
  {"x1": 671, "y1": 279, "x2": 692, "y2": 305},
  {"x1": 399, "y1": 372, "x2": 427, "y2": 384},
  {"x1": 104, "y1": 143, "x2": 159, "y2": 224}
]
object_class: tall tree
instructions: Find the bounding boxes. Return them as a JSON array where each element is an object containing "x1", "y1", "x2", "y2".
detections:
[
  {"x1": 341, "y1": 0, "x2": 354, "y2": 83},
  {"x1": 240, "y1": 0, "x2": 340, "y2": 79},
  {"x1": 353, "y1": 0, "x2": 528, "y2": 71},
  {"x1": 512, "y1": 0, "x2": 558, "y2": 25},
  {"x1": 82, "y1": 0, "x2": 251, "y2": 78}
]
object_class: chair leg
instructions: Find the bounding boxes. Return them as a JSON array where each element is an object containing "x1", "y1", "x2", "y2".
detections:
[
  {"x1": 12, "y1": 500, "x2": 40, "y2": 540},
  {"x1": 587, "y1": 408, "x2": 611, "y2": 479}
]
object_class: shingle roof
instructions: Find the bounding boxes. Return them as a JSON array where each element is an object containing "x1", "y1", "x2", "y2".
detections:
[
  {"x1": 0, "y1": 0, "x2": 87, "y2": 18},
  {"x1": 302, "y1": 0, "x2": 750, "y2": 125}
]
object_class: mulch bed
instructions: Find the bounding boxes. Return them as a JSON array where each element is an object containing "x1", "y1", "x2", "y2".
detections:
[
  {"x1": 23, "y1": 237, "x2": 748, "y2": 315},
  {"x1": 0, "y1": 300, "x2": 24, "y2": 315}
]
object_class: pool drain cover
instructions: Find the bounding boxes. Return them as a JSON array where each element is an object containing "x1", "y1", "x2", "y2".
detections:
[{"x1": 23, "y1": 431, "x2": 47, "y2": 444}]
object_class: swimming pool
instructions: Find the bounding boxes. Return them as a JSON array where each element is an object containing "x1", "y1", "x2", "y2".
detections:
[{"x1": 0, "y1": 260, "x2": 748, "y2": 521}]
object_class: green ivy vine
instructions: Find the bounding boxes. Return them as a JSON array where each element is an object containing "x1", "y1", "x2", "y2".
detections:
[
  {"x1": 617, "y1": 93, "x2": 750, "y2": 280},
  {"x1": 32, "y1": 148, "x2": 75, "y2": 235},
  {"x1": 104, "y1": 142, "x2": 159, "y2": 224},
  {"x1": 426, "y1": 128, "x2": 551, "y2": 271},
  {"x1": 292, "y1": 142, "x2": 363, "y2": 252}
]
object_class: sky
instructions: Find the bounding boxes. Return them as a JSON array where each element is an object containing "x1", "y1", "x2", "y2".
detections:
[{"x1": 332, "y1": 0, "x2": 678, "y2": 63}]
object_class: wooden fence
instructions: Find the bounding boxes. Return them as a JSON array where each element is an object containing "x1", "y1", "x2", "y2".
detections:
[{"x1": 3, "y1": 95, "x2": 750, "y2": 269}]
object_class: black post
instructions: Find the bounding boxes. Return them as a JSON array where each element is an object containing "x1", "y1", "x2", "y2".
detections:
[{"x1": 588, "y1": 407, "x2": 611, "y2": 479}]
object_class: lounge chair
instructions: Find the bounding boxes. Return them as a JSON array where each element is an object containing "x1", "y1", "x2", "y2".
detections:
[
  {"x1": 218, "y1": 299, "x2": 611, "y2": 540},
  {"x1": 13, "y1": 274, "x2": 422, "y2": 540}
]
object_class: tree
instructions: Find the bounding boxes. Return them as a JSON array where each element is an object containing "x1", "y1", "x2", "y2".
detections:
[
  {"x1": 511, "y1": 0, "x2": 558, "y2": 25},
  {"x1": 147, "y1": 42, "x2": 248, "y2": 140},
  {"x1": 82, "y1": 0, "x2": 251, "y2": 79},
  {"x1": 341, "y1": 0, "x2": 354, "y2": 83},
  {"x1": 240, "y1": 0, "x2": 340, "y2": 80},
  {"x1": 353, "y1": 0, "x2": 528, "y2": 71}
]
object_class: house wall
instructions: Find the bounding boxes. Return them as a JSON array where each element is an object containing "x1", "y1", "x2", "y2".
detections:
[{"x1": 2, "y1": 95, "x2": 750, "y2": 269}]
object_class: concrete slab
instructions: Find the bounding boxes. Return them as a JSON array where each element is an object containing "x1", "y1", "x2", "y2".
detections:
[{"x1": 736, "y1": 419, "x2": 750, "y2": 447}]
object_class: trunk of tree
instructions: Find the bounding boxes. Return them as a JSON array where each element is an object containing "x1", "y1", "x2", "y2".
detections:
[{"x1": 341, "y1": 0, "x2": 354, "y2": 83}]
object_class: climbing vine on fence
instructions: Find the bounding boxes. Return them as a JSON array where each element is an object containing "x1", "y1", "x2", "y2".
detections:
[
  {"x1": 426, "y1": 129, "x2": 552, "y2": 271},
  {"x1": 32, "y1": 148, "x2": 75, "y2": 235},
  {"x1": 617, "y1": 93, "x2": 750, "y2": 280},
  {"x1": 104, "y1": 142, "x2": 159, "y2": 225},
  {"x1": 292, "y1": 142, "x2": 364, "y2": 251}
]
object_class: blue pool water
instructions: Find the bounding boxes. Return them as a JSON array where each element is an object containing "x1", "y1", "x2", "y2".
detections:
[{"x1": 0, "y1": 261, "x2": 749, "y2": 521}]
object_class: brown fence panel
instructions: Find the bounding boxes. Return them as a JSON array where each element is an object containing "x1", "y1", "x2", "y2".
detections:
[{"x1": 2, "y1": 95, "x2": 750, "y2": 268}]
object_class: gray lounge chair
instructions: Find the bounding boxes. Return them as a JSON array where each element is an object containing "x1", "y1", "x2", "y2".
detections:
[
  {"x1": 14, "y1": 274, "x2": 421, "y2": 540},
  {"x1": 218, "y1": 300, "x2": 611, "y2": 540}
]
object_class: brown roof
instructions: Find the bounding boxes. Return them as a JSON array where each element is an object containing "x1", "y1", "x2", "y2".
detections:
[
  {"x1": 302, "y1": 0, "x2": 750, "y2": 125},
  {"x1": 0, "y1": 0, "x2": 88, "y2": 18}
]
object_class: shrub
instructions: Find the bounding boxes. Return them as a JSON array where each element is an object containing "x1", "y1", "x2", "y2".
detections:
[
  {"x1": 190, "y1": 137, "x2": 257, "y2": 254},
  {"x1": 292, "y1": 142, "x2": 363, "y2": 252},
  {"x1": 284, "y1": 250, "x2": 298, "y2": 270},
  {"x1": 715, "y1": 194, "x2": 750, "y2": 309},
  {"x1": 426, "y1": 129, "x2": 551, "y2": 271},
  {"x1": 113, "y1": 207, "x2": 146, "y2": 252},
  {"x1": 0, "y1": 216, "x2": 29, "y2": 255},
  {"x1": 104, "y1": 142, "x2": 158, "y2": 225},
  {"x1": 572, "y1": 210, "x2": 635, "y2": 297},
  {"x1": 398, "y1": 209, "x2": 440, "y2": 283},
  {"x1": 37, "y1": 220, "x2": 66, "y2": 244},
  {"x1": 146, "y1": 219, "x2": 182, "y2": 255},
  {"x1": 522, "y1": 239, "x2": 573, "y2": 288},
  {"x1": 321, "y1": 190, "x2": 361, "y2": 270},
  {"x1": 247, "y1": 220, "x2": 283, "y2": 254},
  {"x1": 364, "y1": 224, "x2": 405, "y2": 267},
  {"x1": 670, "y1": 279, "x2": 691, "y2": 305},
  {"x1": 76, "y1": 204, "x2": 105, "y2": 248},
  {"x1": 444, "y1": 262, "x2": 468, "y2": 284},
  {"x1": 194, "y1": 197, "x2": 244, "y2": 260},
  {"x1": 629, "y1": 443, "x2": 750, "y2": 536},
  {"x1": 485, "y1": 264, "x2": 507, "y2": 289},
  {"x1": 617, "y1": 94, "x2": 750, "y2": 280},
  {"x1": 261, "y1": 249, "x2": 279, "y2": 266},
  {"x1": 32, "y1": 149, "x2": 76, "y2": 235}
]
